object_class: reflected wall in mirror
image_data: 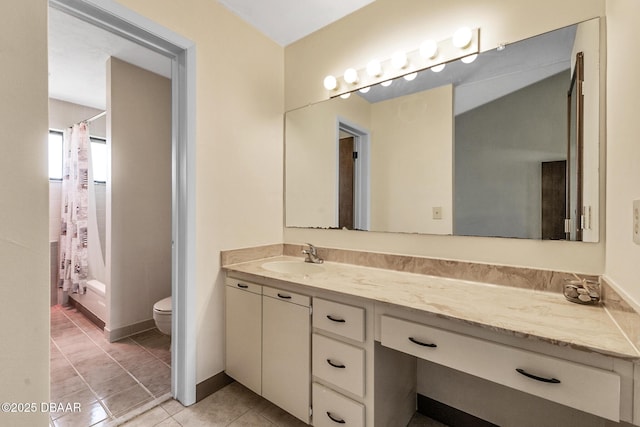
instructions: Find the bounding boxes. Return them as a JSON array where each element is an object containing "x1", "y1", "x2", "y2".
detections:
[{"x1": 285, "y1": 18, "x2": 600, "y2": 242}]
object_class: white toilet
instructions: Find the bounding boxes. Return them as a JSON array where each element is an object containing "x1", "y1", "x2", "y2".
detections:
[{"x1": 153, "y1": 296, "x2": 172, "y2": 336}]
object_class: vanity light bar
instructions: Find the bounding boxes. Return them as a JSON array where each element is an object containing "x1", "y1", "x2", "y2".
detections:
[{"x1": 323, "y1": 27, "x2": 480, "y2": 98}]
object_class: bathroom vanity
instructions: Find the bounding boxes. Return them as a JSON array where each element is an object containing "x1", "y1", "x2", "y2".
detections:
[{"x1": 223, "y1": 256, "x2": 639, "y2": 426}]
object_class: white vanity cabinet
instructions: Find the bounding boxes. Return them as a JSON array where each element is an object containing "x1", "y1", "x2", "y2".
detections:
[
  {"x1": 225, "y1": 263, "x2": 638, "y2": 426},
  {"x1": 312, "y1": 297, "x2": 416, "y2": 427},
  {"x1": 312, "y1": 297, "x2": 369, "y2": 427},
  {"x1": 225, "y1": 278, "x2": 311, "y2": 424},
  {"x1": 262, "y1": 287, "x2": 311, "y2": 424},
  {"x1": 225, "y1": 279, "x2": 262, "y2": 395},
  {"x1": 381, "y1": 314, "x2": 623, "y2": 422}
]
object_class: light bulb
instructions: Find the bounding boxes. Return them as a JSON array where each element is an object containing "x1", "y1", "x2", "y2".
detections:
[
  {"x1": 340, "y1": 92, "x2": 351, "y2": 99},
  {"x1": 453, "y1": 27, "x2": 473, "y2": 49},
  {"x1": 380, "y1": 80, "x2": 392, "y2": 87},
  {"x1": 431, "y1": 63, "x2": 446, "y2": 73},
  {"x1": 391, "y1": 51, "x2": 408, "y2": 69},
  {"x1": 366, "y1": 60, "x2": 382, "y2": 77},
  {"x1": 420, "y1": 40, "x2": 438, "y2": 59},
  {"x1": 359, "y1": 87, "x2": 370, "y2": 93},
  {"x1": 403, "y1": 72, "x2": 418, "y2": 81},
  {"x1": 344, "y1": 68, "x2": 359, "y2": 84},
  {"x1": 461, "y1": 54, "x2": 477, "y2": 64},
  {"x1": 323, "y1": 75, "x2": 338, "y2": 91}
]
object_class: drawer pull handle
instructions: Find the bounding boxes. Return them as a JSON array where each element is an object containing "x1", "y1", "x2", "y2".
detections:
[
  {"x1": 409, "y1": 337, "x2": 437, "y2": 348},
  {"x1": 326, "y1": 358, "x2": 346, "y2": 369},
  {"x1": 277, "y1": 293, "x2": 292, "y2": 299},
  {"x1": 237, "y1": 283, "x2": 248, "y2": 289},
  {"x1": 326, "y1": 411, "x2": 346, "y2": 424},
  {"x1": 327, "y1": 315, "x2": 346, "y2": 323},
  {"x1": 516, "y1": 368, "x2": 561, "y2": 384}
]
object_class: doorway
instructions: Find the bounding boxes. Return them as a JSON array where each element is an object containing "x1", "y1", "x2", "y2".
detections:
[
  {"x1": 337, "y1": 120, "x2": 370, "y2": 231},
  {"x1": 49, "y1": 0, "x2": 196, "y2": 407}
]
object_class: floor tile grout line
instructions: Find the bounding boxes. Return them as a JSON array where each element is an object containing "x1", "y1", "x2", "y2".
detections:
[
  {"x1": 52, "y1": 306, "x2": 173, "y2": 425},
  {"x1": 52, "y1": 309, "x2": 121, "y2": 420},
  {"x1": 129, "y1": 341, "x2": 172, "y2": 370},
  {"x1": 50, "y1": 333, "x2": 114, "y2": 423},
  {"x1": 51, "y1": 307, "x2": 169, "y2": 424},
  {"x1": 225, "y1": 404, "x2": 256, "y2": 427},
  {"x1": 105, "y1": 392, "x2": 173, "y2": 427},
  {"x1": 55, "y1": 306, "x2": 164, "y2": 401},
  {"x1": 57, "y1": 304, "x2": 171, "y2": 371},
  {"x1": 128, "y1": 333, "x2": 172, "y2": 369}
]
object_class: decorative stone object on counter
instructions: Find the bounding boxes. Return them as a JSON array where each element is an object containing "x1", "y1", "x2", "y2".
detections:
[{"x1": 564, "y1": 278, "x2": 600, "y2": 305}]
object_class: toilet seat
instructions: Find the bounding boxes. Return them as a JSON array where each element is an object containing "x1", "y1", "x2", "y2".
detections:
[
  {"x1": 153, "y1": 296, "x2": 172, "y2": 336},
  {"x1": 153, "y1": 296, "x2": 172, "y2": 313}
]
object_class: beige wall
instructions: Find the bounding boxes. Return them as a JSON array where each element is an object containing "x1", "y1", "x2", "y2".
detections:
[
  {"x1": 284, "y1": 0, "x2": 606, "y2": 274},
  {"x1": 106, "y1": 58, "x2": 172, "y2": 332},
  {"x1": 0, "y1": 0, "x2": 50, "y2": 425},
  {"x1": 371, "y1": 85, "x2": 453, "y2": 234},
  {"x1": 115, "y1": 0, "x2": 284, "y2": 383},
  {"x1": 49, "y1": 98, "x2": 106, "y2": 137},
  {"x1": 604, "y1": 0, "x2": 640, "y2": 308}
]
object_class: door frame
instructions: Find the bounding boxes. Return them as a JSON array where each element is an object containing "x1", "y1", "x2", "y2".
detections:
[
  {"x1": 49, "y1": 0, "x2": 197, "y2": 405},
  {"x1": 337, "y1": 118, "x2": 370, "y2": 231}
]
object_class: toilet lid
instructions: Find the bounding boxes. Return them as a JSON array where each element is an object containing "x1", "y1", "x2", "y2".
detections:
[{"x1": 154, "y1": 296, "x2": 172, "y2": 313}]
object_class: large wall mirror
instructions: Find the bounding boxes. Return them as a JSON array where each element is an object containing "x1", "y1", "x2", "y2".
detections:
[{"x1": 285, "y1": 18, "x2": 600, "y2": 242}]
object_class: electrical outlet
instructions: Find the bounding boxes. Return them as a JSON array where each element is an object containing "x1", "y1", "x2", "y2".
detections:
[
  {"x1": 634, "y1": 200, "x2": 640, "y2": 245},
  {"x1": 432, "y1": 207, "x2": 443, "y2": 220}
]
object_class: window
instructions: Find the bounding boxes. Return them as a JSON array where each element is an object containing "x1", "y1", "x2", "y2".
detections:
[
  {"x1": 48, "y1": 131, "x2": 108, "y2": 182},
  {"x1": 90, "y1": 137, "x2": 107, "y2": 183}
]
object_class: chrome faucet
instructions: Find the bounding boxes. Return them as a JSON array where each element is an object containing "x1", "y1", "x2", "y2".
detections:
[{"x1": 302, "y1": 243, "x2": 323, "y2": 264}]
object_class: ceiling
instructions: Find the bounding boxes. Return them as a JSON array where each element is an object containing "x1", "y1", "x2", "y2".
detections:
[
  {"x1": 48, "y1": 1, "x2": 373, "y2": 109},
  {"x1": 48, "y1": 7, "x2": 172, "y2": 110},
  {"x1": 216, "y1": 0, "x2": 375, "y2": 46}
]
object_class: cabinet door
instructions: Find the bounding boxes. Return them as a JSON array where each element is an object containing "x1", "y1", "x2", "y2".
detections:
[
  {"x1": 262, "y1": 294, "x2": 311, "y2": 424},
  {"x1": 225, "y1": 284, "x2": 262, "y2": 395}
]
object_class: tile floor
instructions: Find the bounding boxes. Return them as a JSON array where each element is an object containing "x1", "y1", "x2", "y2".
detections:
[
  {"x1": 122, "y1": 381, "x2": 448, "y2": 427},
  {"x1": 50, "y1": 304, "x2": 171, "y2": 426}
]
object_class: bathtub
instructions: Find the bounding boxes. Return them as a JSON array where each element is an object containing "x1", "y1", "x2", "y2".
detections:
[
  {"x1": 70, "y1": 279, "x2": 106, "y2": 324},
  {"x1": 86, "y1": 279, "x2": 106, "y2": 298}
]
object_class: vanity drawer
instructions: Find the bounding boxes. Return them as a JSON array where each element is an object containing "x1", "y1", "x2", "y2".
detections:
[
  {"x1": 381, "y1": 315, "x2": 621, "y2": 421},
  {"x1": 263, "y1": 286, "x2": 310, "y2": 307},
  {"x1": 312, "y1": 382, "x2": 364, "y2": 427},
  {"x1": 313, "y1": 333, "x2": 365, "y2": 397},
  {"x1": 225, "y1": 278, "x2": 262, "y2": 295},
  {"x1": 313, "y1": 298, "x2": 365, "y2": 342}
]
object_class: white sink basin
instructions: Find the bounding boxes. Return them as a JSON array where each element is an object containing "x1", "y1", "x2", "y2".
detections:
[{"x1": 262, "y1": 260, "x2": 325, "y2": 275}]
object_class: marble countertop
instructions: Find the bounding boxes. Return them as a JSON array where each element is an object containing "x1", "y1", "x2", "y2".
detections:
[{"x1": 223, "y1": 256, "x2": 639, "y2": 360}]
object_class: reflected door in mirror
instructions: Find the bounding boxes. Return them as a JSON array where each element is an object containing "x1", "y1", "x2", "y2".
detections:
[
  {"x1": 339, "y1": 137, "x2": 355, "y2": 229},
  {"x1": 541, "y1": 161, "x2": 567, "y2": 240}
]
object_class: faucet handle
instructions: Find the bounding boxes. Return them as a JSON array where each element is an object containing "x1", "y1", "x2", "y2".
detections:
[{"x1": 302, "y1": 243, "x2": 323, "y2": 263}]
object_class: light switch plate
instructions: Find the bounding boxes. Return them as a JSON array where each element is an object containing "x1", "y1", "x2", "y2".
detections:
[
  {"x1": 432, "y1": 207, "x2": 442, "y2": 220},
  {"x1": 634, "y1": 200, "x2": 640, "y2": 245}
]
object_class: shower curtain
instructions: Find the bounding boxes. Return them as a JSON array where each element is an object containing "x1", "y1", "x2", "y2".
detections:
[{"x1": 59, "y1": 123, "x2": 90, "y2": 294}]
